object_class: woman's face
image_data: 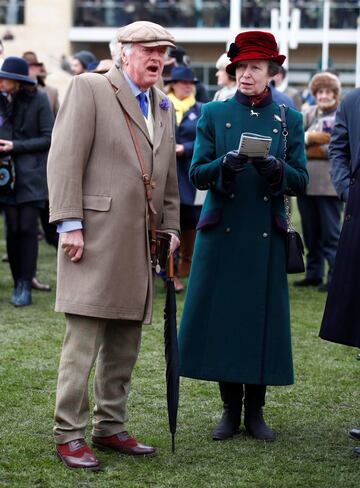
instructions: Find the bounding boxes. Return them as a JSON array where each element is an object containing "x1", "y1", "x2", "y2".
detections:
[
  {"x1": 315, "y1": 87, "x2": 336, "y2": 111},
  {"x1": 0, "y1": 78, "x2": 18, "y2": 94},
  {"x1": 172, "y1": 80, "x2": 194, "y2": 100},
  {"x1": 216, "y1": 68, "x2": 231, "y2": 88},
  {"x1": 235, "y1": 60, "x2": 271, "y2": 96}
]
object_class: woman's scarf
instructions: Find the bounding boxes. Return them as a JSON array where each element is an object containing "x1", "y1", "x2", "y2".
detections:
[
  {"x1": 168, "y1": 92, "x2": 196, "y2": 125},
  {"x1": 234, "y1": 87, "x2": 272, "y2": 108}
]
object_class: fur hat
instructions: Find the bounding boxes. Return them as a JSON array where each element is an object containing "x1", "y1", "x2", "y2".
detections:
[{"x1": 309, "y1": 72, "x2": 341, "y2": 99}]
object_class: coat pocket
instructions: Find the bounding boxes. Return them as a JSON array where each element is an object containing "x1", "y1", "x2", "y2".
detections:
[
  {"x1": 196, "y1": 208, "x2": 222, "y2": 231},
  {"x1": 83, "y1": 195, "x2": 112, "y2": 211}
]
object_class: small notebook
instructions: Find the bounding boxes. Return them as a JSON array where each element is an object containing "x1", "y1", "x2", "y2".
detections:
[{"x1": 238, "y1": 132, "x2": 272, "y2": 158}]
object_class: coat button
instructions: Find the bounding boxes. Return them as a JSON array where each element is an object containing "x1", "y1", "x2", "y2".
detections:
[
  {"x1": 263, "y1": 196, "x2": 269, "y2": 202},
  {"x1": 350, "y1": 177, "x2": 356, "y2": 185},
  {"x1": 262, "y1": 232, "x2": 268, "y2": 238},
  {"x1": 225, "y1": 122, "x2": 232, "y2": 128},
  {"x1": 151, "y1": 181, "x2": 156, "y2": 189},
  {"x1": 345, "y1": 214, "x2": 351, "y2": 221},
  {"x1": 229, "y1": 193, "x2": 235, "y2": 199},
  {"x1": 225, "y1": 227, "x2": 231, "y2": 233},
  {"x1": 272, "y1": 128, "x2": 279, "y2": 134}
]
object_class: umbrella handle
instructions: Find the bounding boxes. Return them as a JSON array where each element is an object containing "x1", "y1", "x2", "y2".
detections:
[{"x1": 167, "y1": 253, "x2": 174, "y2": 279}]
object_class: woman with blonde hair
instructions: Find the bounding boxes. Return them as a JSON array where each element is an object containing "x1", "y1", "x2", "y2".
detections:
[{"x1": 165, "y1": 66, "x2": 203, "y2": 289}]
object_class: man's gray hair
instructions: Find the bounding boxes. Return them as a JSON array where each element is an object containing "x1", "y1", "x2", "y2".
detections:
[
  {"x1": 121, "y1": 43, "x2": 133, "y2": 57},
  {"x1": 109, "y1": 36, "x2": 122, "y2": 66}
]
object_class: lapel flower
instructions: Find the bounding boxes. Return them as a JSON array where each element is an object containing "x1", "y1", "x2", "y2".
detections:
[{"x1": 159, "y1": 97, "x2": 170, "y2": 111}]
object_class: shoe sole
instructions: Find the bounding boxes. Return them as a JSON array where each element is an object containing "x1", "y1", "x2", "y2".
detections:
[
  {"x1": 212, "y1": 428, "x2": 240, "y2": 441},
  {"x1": 349, "y1": 433, "x2": 360, "y2": 441},
  {"x1": 56, "y1": 451, "x2": 102, "y2": 471},
  {"x1": 92, "y1": 442, "x2": 156, "y2": 457}
]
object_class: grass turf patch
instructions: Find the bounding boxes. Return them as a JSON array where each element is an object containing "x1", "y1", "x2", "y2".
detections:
[{"x1": 0, "y1": 208, "x2": 359, "y2": 488}]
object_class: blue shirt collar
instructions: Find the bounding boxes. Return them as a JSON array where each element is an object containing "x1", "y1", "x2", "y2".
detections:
[{"x1": 123, "y1": 70, "x2": 150, "y2": 101}]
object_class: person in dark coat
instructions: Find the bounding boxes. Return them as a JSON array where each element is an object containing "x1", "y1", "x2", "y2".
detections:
[
  {"x1": 0, "y1": 57, "x2": 54, "y2": 306},
  {"x1": 22, "y1": 50, "x2": 59, "y2": 292},
  {"x1": 165, "y1": 66, "x2": 203, "y2": 288},
  {"x1": 178, "y1": 31, "x2": 308, "y2": 443},
  {"x1": 319, "y1": 87, "x2": 360, "y2": 457},
  {"x1": 269, "y1": 80, "x2": 296, "y2": 109}
]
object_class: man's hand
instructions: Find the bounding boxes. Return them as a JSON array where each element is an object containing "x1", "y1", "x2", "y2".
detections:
[
  {"x1": 60, "y1": 229, "x2": 84, "y2": 262},
  {"x1": 0, "y1": 139, "x2": 14, "y2": 152},
  {"x1": 169, "y1": 233, "x2": 180, "y2": 254}
]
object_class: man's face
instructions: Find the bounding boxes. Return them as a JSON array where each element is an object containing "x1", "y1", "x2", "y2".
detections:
[{"x1": 122, "y1": 44, "x2": 167, "y2": 90}]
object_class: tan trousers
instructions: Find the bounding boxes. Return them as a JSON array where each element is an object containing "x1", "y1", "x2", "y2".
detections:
[{"x1": 53, "y1": 313, "x2": 142, "y2": 444}]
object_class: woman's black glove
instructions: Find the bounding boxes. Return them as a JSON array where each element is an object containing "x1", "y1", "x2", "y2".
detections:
[
  {"x1": 252, "y1": 155, "x2": 283, "y2": 184},
  {"x1": 221, "y1": 151, "x2": 248, "y2": 177}
]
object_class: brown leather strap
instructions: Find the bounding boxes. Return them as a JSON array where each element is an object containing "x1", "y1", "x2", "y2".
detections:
[{"x1": 102, "y1": 74, "x2": 158, "y2": 257}]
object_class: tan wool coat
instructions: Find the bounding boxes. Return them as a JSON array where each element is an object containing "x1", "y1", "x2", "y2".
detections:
[{"x1": 47, "y1": 66, "x2": 180, "y2": 323}]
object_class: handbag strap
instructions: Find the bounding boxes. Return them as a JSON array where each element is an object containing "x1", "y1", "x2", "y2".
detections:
[
  {"x1": 278, "y1": 104, "x2": 294, "y2": 232},
  {"x1": 102, "y1": 74, "x2": 158, "y2": 255}
]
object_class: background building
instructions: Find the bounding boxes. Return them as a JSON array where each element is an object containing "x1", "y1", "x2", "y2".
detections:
[{"x1": 1, "y1": 0, "x2": 359, "y2": 99}]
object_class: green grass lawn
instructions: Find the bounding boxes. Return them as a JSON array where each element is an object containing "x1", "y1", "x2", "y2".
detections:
[{"x1": 0, "y1": 211, "x2": 359, "y2": 488}]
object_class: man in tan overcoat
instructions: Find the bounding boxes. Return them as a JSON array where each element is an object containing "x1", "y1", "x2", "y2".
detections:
[{"x1": 47, "y1": 21, "x2": 180, "y2": 470}]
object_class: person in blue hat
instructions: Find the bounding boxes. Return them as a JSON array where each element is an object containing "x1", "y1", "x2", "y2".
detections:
[
  {"x1": 0, "y1": 57, "x2": 54, "y2": 306},
  {"x1": 71, "y1": 50, "x2": 97, "y2": 75},
  {"x1": 165, "y1": 66, "x2": 203, "y2": 289}
]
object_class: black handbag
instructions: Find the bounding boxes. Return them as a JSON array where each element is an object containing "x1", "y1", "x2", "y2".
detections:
[
  {"x1": 279, "y1": 105, "x2": 305, "y2": 274},
  {"x1": 0, "y1": 157, "x2": 15, "y2": 194},
  {"x1": 286, "y1": 231, "x2": 305, "y2": 273}
]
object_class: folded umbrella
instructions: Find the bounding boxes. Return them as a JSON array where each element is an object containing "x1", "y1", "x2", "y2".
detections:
[{"x1": 163, "y1": 253, "x2": 180, "y2": 453}]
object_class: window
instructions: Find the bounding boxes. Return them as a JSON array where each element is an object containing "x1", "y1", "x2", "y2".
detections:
[
  {"x1": 0, "y1": 0, "x2": 25, "y2": 25},
  {"x1": 73, "y1": 1, "x2": 230, "y2": 28}
]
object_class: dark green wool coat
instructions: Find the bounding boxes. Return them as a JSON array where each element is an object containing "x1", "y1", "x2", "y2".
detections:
[{"x1": 178, "y1": 92, "x2": 308, "y2": 386}]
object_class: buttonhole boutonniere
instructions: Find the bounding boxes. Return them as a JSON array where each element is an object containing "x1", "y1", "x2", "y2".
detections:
[{"x1": 159, "y1": 97, "x2": 170, "y2": 111}]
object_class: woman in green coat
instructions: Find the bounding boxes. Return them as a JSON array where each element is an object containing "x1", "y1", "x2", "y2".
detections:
[{"x1": 178, "y1": 31, "x2": 308, "y2": 442}]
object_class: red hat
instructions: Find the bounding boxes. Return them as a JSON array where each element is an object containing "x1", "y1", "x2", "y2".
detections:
[{"x1": 226, "y1": 31, "x2": 286, "y2": 76}]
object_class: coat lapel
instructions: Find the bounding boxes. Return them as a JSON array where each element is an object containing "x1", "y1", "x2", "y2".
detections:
[
  {"x1": 151, "y1": 87, "x2": 166, "y2": 154},
  {"x1": 106, "y1": 66, "x2": 151, "y2": 145}
]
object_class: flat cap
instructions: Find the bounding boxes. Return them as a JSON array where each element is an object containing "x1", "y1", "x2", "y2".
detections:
[{"x1": 117, "y1": 21, "x2": 176, "y2": 48}]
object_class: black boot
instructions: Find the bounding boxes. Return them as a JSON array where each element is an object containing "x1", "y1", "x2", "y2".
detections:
[
  {"x1": 212, "y1": 382, "x2": 243, "y2": 441},
  {"x1": 14, "y1": 280, "x2": 32, "y2": 307},
  {"x1": 244, "y1": 385, "x2": 275, "y2": 442}
]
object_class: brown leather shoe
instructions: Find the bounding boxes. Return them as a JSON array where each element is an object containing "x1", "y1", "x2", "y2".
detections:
[
  {"x1": 92, "y1": 431, "x2": 156, "y2": 456},
  {"x1": 56, "y1": 439, "x2": 101, "y2": 470},
  {"x1": 173, "y1": 276, "x2": 185, "y2": 293},
  {"x1": 32, "y1": 277, "x2": 51, "y2": 292}
]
